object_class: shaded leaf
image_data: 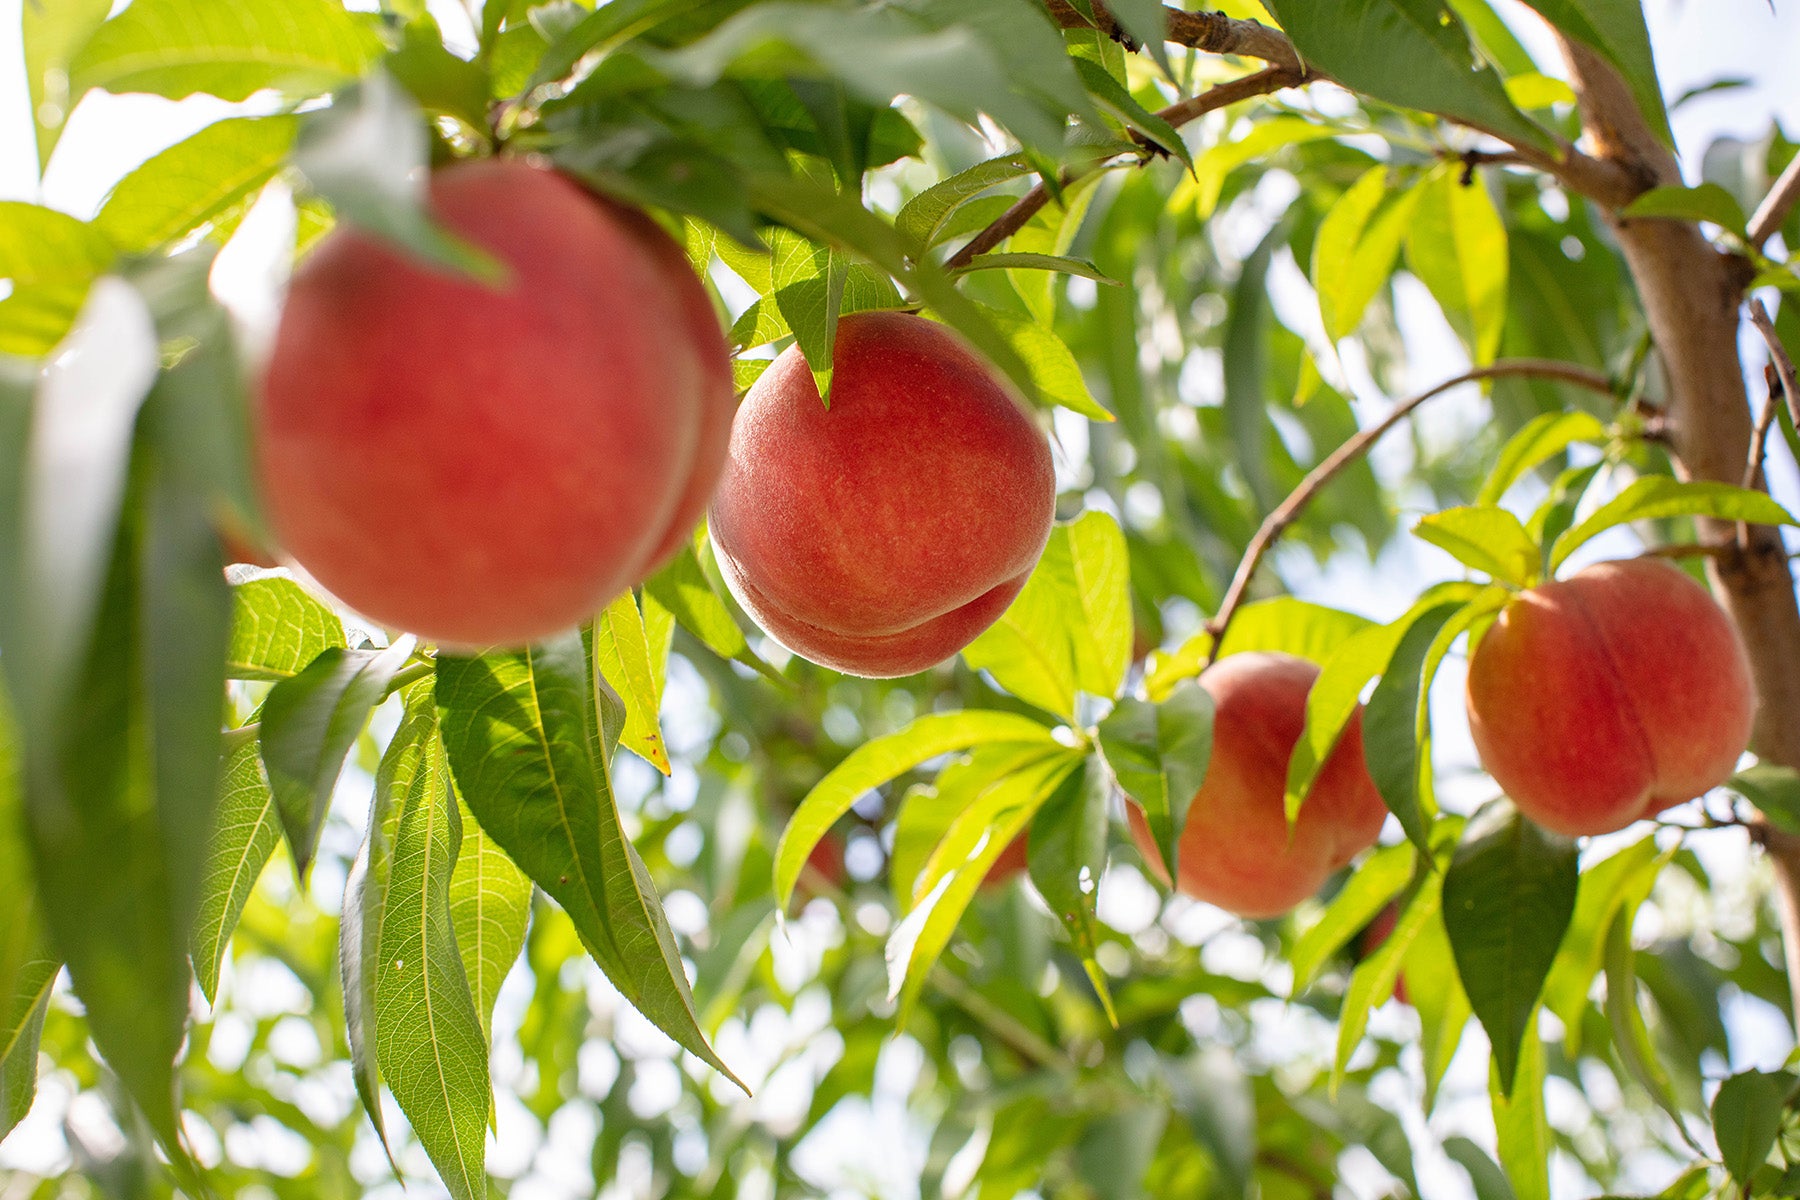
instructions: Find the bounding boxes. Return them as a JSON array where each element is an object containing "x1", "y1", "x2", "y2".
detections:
[
  {"x1": 260, "y1": 640, "x2": 412, "y2": 878},
  {"x1": 897, "y1": 155, "x2": 1033, "y2": 248},
  {"x1": 1712, "y1": 1070, "x2": 1796, "y2": 1186},
  {"x1": 1622, "y1": 183, "x2": 1748, "y2": 234},
  {"x1": 1096, "y1": 684, "x2": 1213, "y2": 882},
  {"x1": 1540, "y1": 836, "x2": 1665, "y2": 1055},
  {"x1": 1290, "y1": 840, "x2": 1416, "y2": 993},
  {"x1": 1476, "y1": 410, "x2": 1610, "y2": 506},
  {"x1": 1443, "y1": 801, "x2": 1579, "y2": 1095},
  {"x1": 1027, "y1": 756, "x2": 1117, "y2": 1024},
  {"x1": 449, "y1": 797, "x2": 532, "y2": 1040},
  {"x1": 1518, "y1": 0, "x2": 1669, "y2": 146},
  {"x1": 1360, "y1": 600, "x2": 1467, "y2": 851}
]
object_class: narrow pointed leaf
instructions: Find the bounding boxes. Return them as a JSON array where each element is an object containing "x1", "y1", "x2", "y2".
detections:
[
  {"x1": 1413, "y1": 506, "x2": 1540, "y2": 587},
  {"x1": 1549, "y1": 476, "x2": 1797, "y2": 569},
  {"x1": 1540, "y1": 836, "x2": 1665, "y2": 1055},
  {"x1": 1360, "y1": 600, "x2": 1466, "y2": 851},
  {"x1": 23, "y1": 0, "x2": 112, "y2": 170},
  {"x1": 1603, "y1": 909, "x2": 1702, "y2": 1153},
  {"x1": 1097, "y1": 683, "x2": 1212, "y2": 881},
  {"x1": 1290, "y1": 840, "x2": 1416, "y2": 993},
  {"x1": 191, "y1": 733, "x2": 282, "y2": 1003},
  {"x1": 1476, "y1": 410, "x2": 1610, "y2": 506},
  {"x1": 1517, "y1": 0, "x2": 1669, "y2": 146},
  {"x1": 225, "y1": 576, "x2": 348, "y2": 680},
  {"x1": 260, "y1": 639, "x2": 412, "y2": 877},
  {"x1": 449, "y1": 797, "x2": 532, "y2": 1040},
  {"x1": 1027, "y1": 756, "x2": 1118, "y2": 1024},
  {"x1": 1406, "y1": 167, "x2": 1509, "y2": 365},
  {"x1": 890, "y1": 742, "x2": 1058, "y2": 908},
  {"x1": 1315, "y1": 166, "x2": 1422, "y2": 342},
  {"x1": 372, "y1": 720, "x2": 489, "y2": 1200},
  {"x1": 94, "y1": 115, "x2": 301, "y2": 252},
  {"x1": 1148, "y1": 598, "x2": 1375, "y2": 700},
  {"x1": 1442, "y1": 801, "x2": 1578, "y2": 1096},
  {"x1": 1712, "y1": 1070, "x2": 1796, "y2": 1186},
  {"x1": 593, "y1": 590, "x2": 671, "y2": 775},
  {"x1": 896, "y1": 154, "x2": 1033, "y2": 249},
  {"x1": 1490, "y1": 1021, "x2": 1550, "y2": 1200},
  {"x1": 1334, "y1": 867, "x2": 1441, "y2": 1093},
  {"x1": 436, "y1": 633, "x2": 741, "y2": 1087},
  {"x1": 643, "y1": 540, "x2": 778, "y2": 679},
  {"x1": 776, "y1": 709, "x2": 1056, "y2": 907},
  {"x1": 0, "y1": 957, "x2": 57, "y2": 1141}
]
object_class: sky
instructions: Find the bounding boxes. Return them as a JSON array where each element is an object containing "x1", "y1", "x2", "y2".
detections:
[{"x1": 2, "y1": 2, "x2": 1799, "y2": 1197}]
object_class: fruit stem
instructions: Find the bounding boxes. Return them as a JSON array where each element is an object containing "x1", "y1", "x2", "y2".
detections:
[{"x1": 1202, "y1": 359, "x2": 1615, "y2": 666}]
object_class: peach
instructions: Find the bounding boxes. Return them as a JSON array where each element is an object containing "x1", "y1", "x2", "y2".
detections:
[
  {"x1": 1126, "y1": 651, "x2": 1389, "y2": 919},
  {"x1": 258, "y1": 158, "x2": 732, "y2": 647},
  {"x1": 709, "y1": 311, "x2": 1054, "y2": 677},
  {"x1": 983, "y1": 834, "x2": 1029, "y2": 888},
  {"x1": 1464, "y1": 557, "x2": 1753, "y2": 838}
]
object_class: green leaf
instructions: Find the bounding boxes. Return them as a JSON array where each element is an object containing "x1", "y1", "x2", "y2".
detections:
[
  {"x1": 341, "y1": 683, "x2": 437, "y2": 1167},
  {"x1": 888, "y1": 749, "x2": 1082, "y2": 1027},
  {"x1": 1490, "y1": 1021, "x2": 1550, "y2": 1200},
  {"x1": 768, "y1": 228, "x2": 848, "y2": 400},
  {"x1": 892, "y1": 742, "x2": 1064, "y2": 907},
  {"x1": 642, "y1": 538, "x2": 778, "y2": 679},
  {"x1": 449, "y1": 796, "x2": 532, "y2": 1041},
  {"x1": 952, "y1": 253, "x2": 1121, "y2": 286},
  {"x1": 1540, "y1": 836, "x2": 1665, "y2": 1055},
  {"x1": 897, "y1": 155, "x2": 1033, "y2": 249},
  {"x1": 226, "y1": 576, "x2": 348, "y2": 681},
  {"x1": 1444, "y1": 1136, "x2": 1518, "y2": 1200},
  {"x1": 1602, "y1": 908, "x2": 1700, "y2": 1153},
  {"x1": 776, "y1": 709, "x2": 1056, "y2": 908},
  {"x1": 1412, "y1": 506, "x2": 1541, "y2": 587},
  {"x1": 372, "y1": 714, "x2": 489, "y2": 1200},
  {"x1": 1260, "y1": 0, "x2": 1553, "y2": 152},
  {"x1": 0, "y1": 956, "x2": 56, "y2": 1142},
  {"x1": 1548, "y1": 476, "x2": 1798, "y2": 568},
  {"x1": 1334, "y1": 863, "x2": 1441, "y2": 1093},
  {"x1": 1406, "y1": 166, "x2": 1509, "y2": 365},
  {"x1": 95, "y1": 115, "x2": 301, "y2": 252},
  {"x1": 1071, "y1": 57, "x2": 1190, "y2": 168},
  {"x1": 1406, "y1": 898, "x2": 1473, "y2": 1112},
  {"x1": 260, "y1": 640, "x2": 412, "y2": 879},
  {"x1": 1146, "y1": 598, "x2": 1375, "y2": 702},
  {"x1": 1476, "y1": 410, "x2": 1611, "y2": 506},
  {"x1": 22, "y1": 0, "x2": 111, "y2": 170},
  {"x1": 1360, "y1": 600, "x2": 1467, "y2": 851},
  {"x1": 1621, "y1": 183, "x2": 1748, "y2": 235},
  {"x1": 1725, "y1": 763, "x2": 1800, "y2": 835},
  {"x1": 1314, "y1": 166, "x2": 1424, "y2": 343},
  {"x1": 1442, "y1": 801, "x2": 1579, "y2": 1095},
  {"x1": 1096, "y1": 683, "x2": 1213, "y2": 882},
  {"x1": 436, "y1": 633, "x2": 741, "y2": 1087},
  {"x1": 1290, "y1": 840, "x2": 1416, "y2": 993},
  {"x1": 70, "y1": 0, "x2": 383, "y2": 102},
  {"x1": 1712, "y1": 1070, "x2": 1796, "y2": 1186},
  {"x1": 0, "y1": 203, "x2": 118, "y2": 357},
  {"x1": 1188, "y1": 118, "x2": 1340, "y2": 219},
  {"x1": 191, "y1": 733, "x2": 281, "y2": 1004},
  {"x1": 962, "y1": 512, "x2": 1131, "y2": 716},
  {"x1": 1527, "y1": 461, "x2": 1602, "y2": 572},
  {"x1": 593, "y1": 590, "x2": 671, "y2": 775},
  {"x1": 292, "y1": 73, "x2": 506, "y2": 283},
  {"x1": 976, "y1": 308, "x2": 1114, "y2": 421},
  {"x1": 1027, "y1": 756, "x2": 1118, "y2": 1024},
  {"x1": 0, "y1": 675, "x2": 38, "y2": 1025},
  {"x1": 1516, "y1": 0, "x2": 1669, "y2": 146}
]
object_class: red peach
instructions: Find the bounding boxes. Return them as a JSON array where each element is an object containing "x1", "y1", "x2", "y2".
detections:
[
  {"x1": 1127, "y1": 651, "x2": 1389, "y2": 919},
  {"x1": 1464, "y1": 557, "x2": 1754, "y2": 838},
  {"x1": 709, "y1": 311, "x2": 1054, "y2": 678},
  {"x1": 258, "y1": 158, "x2": 731, "y2": 647}
]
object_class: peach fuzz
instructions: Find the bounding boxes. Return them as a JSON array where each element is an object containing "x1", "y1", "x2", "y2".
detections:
[
  {"x1": 1127, "y1": 651, "x2": 1388, "y2": 919},
  {"x1": 257, "y1": 158, "x2": 732, "y2": 647},
  {"x1": 1464, "y1": 557, "x2": 1753, "y2": 838},
  {"x1": 708, "y1": 310, "x2": 1054, "y2": 678}
]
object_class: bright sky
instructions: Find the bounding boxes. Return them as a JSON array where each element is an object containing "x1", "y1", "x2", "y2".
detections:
[{"x1": 1, "y1": 3, "x2": 1798, "y2": 1197}]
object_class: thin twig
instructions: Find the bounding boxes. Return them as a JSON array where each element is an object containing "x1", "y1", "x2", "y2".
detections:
[
  {"x1": 1203, "y1": 359, "x2": 1616, "y2": 666},
  {"x1": 1748, "y1": 297, "x2": 1800, "y2": 430},
  {"x1": 944, "y1": 67, "x2": 1304, "y2": 270},
  {"x1": 1744, "y1": 364, "x2": 1783, "y2": 491},
  {"x1": 1638, "y1": 542, "x2": 1734, "y2": 562},
  {"x1": 1748, "y1": 152, "x2": 1800, "y2": 251}
]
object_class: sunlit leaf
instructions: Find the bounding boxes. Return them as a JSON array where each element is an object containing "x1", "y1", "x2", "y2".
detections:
[
  {"x1": 1476, "y1": 410, "x2": 1610, "y2": 506},
  {"x1": 191, "y1": 733, "x2": 281, "y2": 1003},
  {"x1": 1147, "y1": 598, "x2": 1375, "y2": 701},
  {"x1": 1412, "y1": 506, "x2": 1540, "y2": 587},
  {"x1": 225, "y1": 576, "x2": 348, "y2": 681},
  {"x1": 1407, "y1": 166, "x2": 1509, "y2": 365},
  {"x1": 449, "y1": 797, "x2": 532, "y2": 1041},
  {"x1": 1548, "y1": 476, "x2": 1797, "y2": 569},
  {"x1": 95, "y1": 115, "x2": 301, "y2": 252},
  {"x1": 1290, "y1": 840, "x2": 1416, "y2": 993},
  {"x1": 1540, "y1": 836, "x2": 1665, "y2": 1055},
  {"x1": 593, "y1": 590, "x2": 672, "y2": 775}
]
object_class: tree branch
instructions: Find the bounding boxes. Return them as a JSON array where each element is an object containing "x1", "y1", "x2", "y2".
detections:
[
  {"x1": 1203, "y1": 360, "x2": 1615, "y2": 664},
  {"x1": 1748, "y1": 297, "x2": 1800, "y2": 431},
  {"x1": 944, "y1": 66, "x2": 1305, "y2": 270},
  {"x1": 1559, "y1": 33, "x2": 1800, "y2": 1025},
  {"x1": 1044, "y1": 0, "x2": 1303, "y2": 72},
  {"x1": 1748, "y1": 152, "x2": 1800, "y2": 251}
]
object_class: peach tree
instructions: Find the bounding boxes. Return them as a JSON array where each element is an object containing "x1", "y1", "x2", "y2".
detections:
[{"x1": 3, "y1": 0, "x2": 1800, "y2": 1197}]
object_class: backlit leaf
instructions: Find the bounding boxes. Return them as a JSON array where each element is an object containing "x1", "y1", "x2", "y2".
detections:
[
  {"x1": 191, "y1": 733, "x2": 281, "y2": 1003},
  {"x1": 1548, "y1": 476, "x2": 1797, "y2": 569}
]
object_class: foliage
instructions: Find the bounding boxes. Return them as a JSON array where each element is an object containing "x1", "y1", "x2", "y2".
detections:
[{"x1": 3, "y1": 0, "x2": 1800, "y2": 1197}]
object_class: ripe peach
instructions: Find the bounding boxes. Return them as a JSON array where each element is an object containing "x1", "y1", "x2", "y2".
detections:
[
  {"x1": 708, "y1": 311, "x2": 1054, "y2": 678},
  {"x1": 1357, "y1": 901, "x2": 1409, "y2": 1004},
  {"x1": 1464, "y1": 557, "x2": 1753, "y2": 838},
  {"x1": 1126, "y1": 651, "x2": 1388, "y2": 919},
  {"x1": 983, "y1": 835, "x2": 1029, "y2": 888},
  {"x1": 258, "y1": 158, "x2": 732, "y2": 647}
]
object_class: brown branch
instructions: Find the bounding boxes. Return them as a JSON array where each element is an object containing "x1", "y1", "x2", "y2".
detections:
[
  {"x1": 1559, "y1": 33, "x2": 1800, "y2": 1026},
  {"x1": 944, "y1": 66, "x2": 1305, "y2": 270},
  {"x1": 1638, "y1": 542, "x2": 1734, "y2": 562},
  {"x1": 1748, "y1": 297, "x2": 1800, "y2": 431},
  {"x1": 1744, "y1": 364, "x2": 1782, "y2": 493},
  {"x1": 1045, "y1": 0, "x2": 1303, "y2": 71},
  {"x1": 1748, "y1": 152, "x2": 1800, "y2": 251},
  {"x1": 1203, "y1": 360, "x2": 1616, "y2": 665}
]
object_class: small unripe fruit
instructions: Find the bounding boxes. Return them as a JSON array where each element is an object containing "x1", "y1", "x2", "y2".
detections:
[
  {"x1": 1464, "y1": 557, "x2": 1754, "y2": 838},
  {"x1": 709, "y1": 311, "x2": 1055, "y2": 678},
  {"x1": 258, "y1": 158, "x2": 732, "y2": 647},
  {"x1": 1126, "y1": 651, "x2": 1388, "y2": 919}
]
